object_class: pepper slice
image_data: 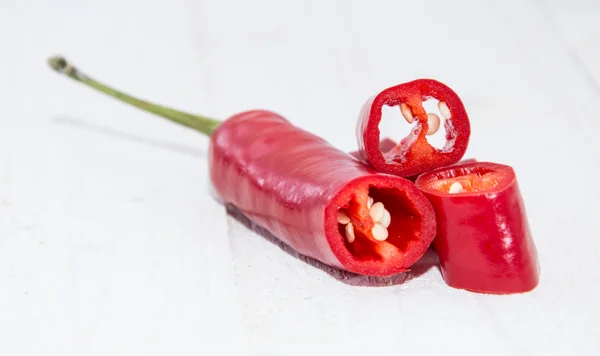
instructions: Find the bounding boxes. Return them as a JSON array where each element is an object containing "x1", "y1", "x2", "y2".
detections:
[
  {"x1": 48, "y1": 56, "x2": 437, "y2": 277},
  {"x1": 356, "y1": 79, "x2": 471, "y2": 177},
  {"x1": 415, "y1": 162, "x2": 540, "y2": 294}
]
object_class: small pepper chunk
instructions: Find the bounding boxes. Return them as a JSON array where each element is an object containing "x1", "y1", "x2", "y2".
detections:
[
  {"x1": 356, "y1": 79, "x2": 471, "y2": 177},
  {"x1": 415, "y1": 161, "x2": 540, "y2": 294}
]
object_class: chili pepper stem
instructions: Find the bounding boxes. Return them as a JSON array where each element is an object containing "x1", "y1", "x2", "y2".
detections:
[{"x1": 47, "y1": 55, "x2": 221, "y2": 137}]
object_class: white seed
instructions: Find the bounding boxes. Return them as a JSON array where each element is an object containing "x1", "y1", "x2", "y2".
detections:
[
  {"x1": 371, "y1": 223, "x2": 389, "y2": 241},
  {"x1": 426, "y1": 113, "x2": 441, "y2": 136},
  {"x1": 369, "y1": 202, "x2": 385, "y2": 222},
  {"x1": 337, "y1": 211, "x2": 351, "y2": 225},
  {"x1": 380, "y1": 209, "x2": 391, "y2": 228},
  {"x1": 345, "y1": 223, "x2": 356, "y2": 243},
  {"x1": 448, "y1": 182, "x2": 464, "y2": 194},
  {"x1": 400, "y1": 103, "x2": 414, "y2": 124},
  {"x1": 367, "y1": 196, "x2": 374, "y2": 209},
  {"x1": 438, "y1": 101, "x2": 452, "y2": 119}
]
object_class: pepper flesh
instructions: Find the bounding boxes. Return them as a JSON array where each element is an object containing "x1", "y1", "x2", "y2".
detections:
[
  {"x1": 356, "y1": 79, "x2": 471, "y2": 177},
  {"x1": 350, "y1": 138, "x2": 476, "y2": 182},
  {"x1": 415, "y1": 162, "x2": 540, "y2": 294},
  {"x1": 210, "y1": 110, "x2": 437, "y2": 276}
]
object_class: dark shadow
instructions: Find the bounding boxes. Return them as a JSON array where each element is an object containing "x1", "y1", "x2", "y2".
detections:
[
  {"x1": 52, "y1": 116, "x2": 206, "y2": 157},
  {"x1": 225, "y1": 204, "x2": 439, "y2": 287}
]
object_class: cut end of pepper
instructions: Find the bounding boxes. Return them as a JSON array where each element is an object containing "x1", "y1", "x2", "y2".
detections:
[
  {"x1": 424, "y1": 166, "x2": 502, "y2": 194},
  {"x1": 326, "y1": 175, "x2": 437, "y2": 276},
  {"x1": 416, "y1": 161, "x2": 513, "y2": 196}
]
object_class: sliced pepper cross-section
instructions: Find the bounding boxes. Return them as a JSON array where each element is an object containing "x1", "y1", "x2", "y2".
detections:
[
  {"x1": 415, "y1": 161, "x2": 540, "y2": 294},
  {"x1": 327, "y1": 174, "x2": 437, "y2": 275},
  {"x1": 356, "y1": 79, "x2": 471, "y2": 177}
]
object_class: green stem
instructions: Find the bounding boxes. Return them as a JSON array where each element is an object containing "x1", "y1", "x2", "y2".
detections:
[{"x1": 47, "y1": 56, "x2": 220, "y2": 137}]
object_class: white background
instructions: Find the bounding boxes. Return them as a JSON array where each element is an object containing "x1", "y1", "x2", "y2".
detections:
[{"x1": 1, "y1": 0, "x2": 599, "y2": 355}]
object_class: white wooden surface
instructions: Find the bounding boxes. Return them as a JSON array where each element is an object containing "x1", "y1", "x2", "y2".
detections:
[{"x1": 1, "y1": 0, "x2": 599, "y2": 355}]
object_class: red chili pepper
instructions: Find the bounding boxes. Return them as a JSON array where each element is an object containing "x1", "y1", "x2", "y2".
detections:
[
  {"x1": 211, "y1": 110, "x2": 437, "y2": 276},
  {"x1": 356, "y1": 79, "x2": 471, "y2": 177},
  {"x1": 414, "y1": 161, "x2": 540, "y2": 294},
  {"x1": 48, "y1": 56, "x2": 437, "y2": 277}
]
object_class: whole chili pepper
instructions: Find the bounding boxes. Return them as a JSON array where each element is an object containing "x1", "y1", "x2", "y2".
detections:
[
  {"x1": 356, "y1": 79, "x2": 471, "y2": 177},
  {"x1": 47, "y1": 56, "x2": 437, "y2": 277},
  {"x1": 414, "y1": 161, "x2": 540, "y2": 294}
]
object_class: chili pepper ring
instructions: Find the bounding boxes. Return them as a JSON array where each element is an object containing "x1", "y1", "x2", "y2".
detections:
[{"x1": 357, "y1": 79, "x2": 471, "y2": 177}]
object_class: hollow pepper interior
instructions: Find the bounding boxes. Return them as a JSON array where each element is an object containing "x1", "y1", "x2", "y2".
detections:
[{"x1": 333, "y1": 184, "x2": 429, "y2": 264}]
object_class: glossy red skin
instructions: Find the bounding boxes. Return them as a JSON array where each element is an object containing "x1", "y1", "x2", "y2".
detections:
[
  {"x1": 209, "y1": 110, "x2": 437, "y2": 277},
  {"x1": 356, "y1": 79, "x2": 471, "y2": 177},
  {"x1": 415, "y1": 162, "x2": 540, "y2": 294}
]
